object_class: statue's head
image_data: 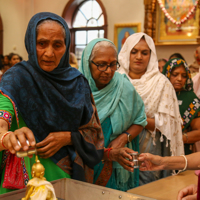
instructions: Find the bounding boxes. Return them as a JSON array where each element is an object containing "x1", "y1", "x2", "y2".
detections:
[{"x1": 31, "y1": 156, "x2": 45, "y2": 178}]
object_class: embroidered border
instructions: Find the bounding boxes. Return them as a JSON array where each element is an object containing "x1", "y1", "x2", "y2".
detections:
[
  {"x1": 22, "y1": 157, "x2": 29, "y2": 186},
  {"x1": 0, "y1": 90, "x2": 19, "y2": 128},
  {"x1": 0, "y1": 110, "x2": 12, "y2": 129},
  {"x1": 182, "y1": 98, "x2": 200, "y2": 130}
]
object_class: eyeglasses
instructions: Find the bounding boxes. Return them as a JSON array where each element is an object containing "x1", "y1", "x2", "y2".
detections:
[{"x1": 91, "y1": 60, "x2": 120, "y2": 72}]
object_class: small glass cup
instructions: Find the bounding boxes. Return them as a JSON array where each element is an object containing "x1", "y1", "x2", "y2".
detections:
[{"x1": 129, "y1": 152, "x2": 141, "y2": 168}]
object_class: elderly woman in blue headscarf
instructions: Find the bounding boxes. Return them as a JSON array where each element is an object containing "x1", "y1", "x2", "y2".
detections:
[
  {"x1": 0, "y1": 12, "x2": 104, "y2": 194},
  {"x1": 79, "y1": 38, "x2": 147, "y2": 191}
]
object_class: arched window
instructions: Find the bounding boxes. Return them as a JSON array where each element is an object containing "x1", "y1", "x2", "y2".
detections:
[{"x1": 62, "y1": 0, "x2": 107, "y2": 65}]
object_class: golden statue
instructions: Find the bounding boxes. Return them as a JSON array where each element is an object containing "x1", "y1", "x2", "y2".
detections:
[{"x1": 22, "y1": 155, "x2": 57, "y2": 200}]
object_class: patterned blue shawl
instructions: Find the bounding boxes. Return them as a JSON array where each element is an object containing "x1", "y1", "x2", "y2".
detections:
[{"x1": 0, "y1": 12, "x2": 103, "y2": 182}]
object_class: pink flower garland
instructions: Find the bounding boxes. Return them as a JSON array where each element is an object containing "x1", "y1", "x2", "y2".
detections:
[{"x1": 157, "y1": 0, "x2": 199, "y2": 26}]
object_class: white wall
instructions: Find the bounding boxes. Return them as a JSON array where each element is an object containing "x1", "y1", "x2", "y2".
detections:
[
  {"x1": 0, "y1": 0, "x2": 68, "y2": 60},
  {"x1": 0, "y1": 0, "x2": 30, "y2": 59},
  {"x1": 101, "y1": 0, "x2": 144, "y2": 40},
  {"x1": 0, "y1": 0, "x2": 198, "y2": 65},
  {"x1": 156, "y1": 45, "x2": 198, "y2": 65}
]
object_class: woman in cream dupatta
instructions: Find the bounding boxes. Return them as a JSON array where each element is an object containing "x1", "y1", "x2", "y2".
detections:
[{"x1": 118, "y1": 32, "x2": 184, "y2": 185}]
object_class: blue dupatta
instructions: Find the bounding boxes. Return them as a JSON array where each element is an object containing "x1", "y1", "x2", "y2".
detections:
[{"x1": 0, "y1": 12, "x2": 104, "y2": 182}]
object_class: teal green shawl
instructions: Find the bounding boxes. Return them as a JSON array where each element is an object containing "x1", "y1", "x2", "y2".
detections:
[
  {"x1": 79, "y1": 38, "x2": 147, "y2": 190},
  {"x1": 79, "y1": 38, "x2": 147, "y2": 138}
]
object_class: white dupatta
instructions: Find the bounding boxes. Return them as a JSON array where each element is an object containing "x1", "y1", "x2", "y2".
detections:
[
  {"x1": 193, "y1": 68, "x2": 200, "y2": 99},
  {"x1": 118, "y1": 32, "x2": 184, "y2": 156}
]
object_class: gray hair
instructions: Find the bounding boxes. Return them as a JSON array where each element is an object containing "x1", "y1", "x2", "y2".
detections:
[
  {"x1": 90, "y1": 41, "x2": 118, "y2": 61},
  {"x1": 36, "y1": 19, "x2": 66, "y2": 39}
]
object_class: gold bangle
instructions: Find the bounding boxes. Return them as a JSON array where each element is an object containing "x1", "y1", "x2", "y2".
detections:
[{"x1": 1, "y1": 131, "x2": 11, "y2": 149}]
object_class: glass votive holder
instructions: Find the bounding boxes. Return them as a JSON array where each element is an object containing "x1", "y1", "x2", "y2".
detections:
[{"x1": 129, "y1": 152, "x2": 141, "y2": 169}]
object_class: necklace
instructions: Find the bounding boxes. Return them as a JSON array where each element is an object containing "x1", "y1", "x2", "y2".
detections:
[{"x1": 157, "y1": 0, "x2": 199, "y2": 30}]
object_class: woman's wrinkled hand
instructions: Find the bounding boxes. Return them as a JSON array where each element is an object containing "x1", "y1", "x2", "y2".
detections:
[
  {"x1": 107, "y1": 134, "x2": 127, "y2": 149},
  {"x1": 3, "y1": 127, "x2": 36, "y2": 154},
  {"x1": 139, "y1": 153, "x2": 165, "y2": 171},
  {"x1": 109, "y1": 147, "x2": 137, "y2": 172},
  {"x1": 177, "y1": 184, "x2": 197, "y2": 200},
  {"x1": 36, "y1": 131, "x2": 72, "y2": 159}
]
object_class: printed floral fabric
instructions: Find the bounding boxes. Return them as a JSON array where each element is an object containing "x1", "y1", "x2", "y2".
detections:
[
  {"x1": 164, "y1": 58, "x2": 193, "y2": 91},
  {"x1": 163, "y1": 58, "x2": 200, "y2": 132}
]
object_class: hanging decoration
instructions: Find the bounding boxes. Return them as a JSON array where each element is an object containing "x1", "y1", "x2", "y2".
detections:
[{"x1": 157, "y1": 0, "x2": 199, "y2": 31}]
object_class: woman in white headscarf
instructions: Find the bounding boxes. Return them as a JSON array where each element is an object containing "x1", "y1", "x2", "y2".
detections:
[{"x1": 118, "y1": 32, "x2": 184, "y2": 185}]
